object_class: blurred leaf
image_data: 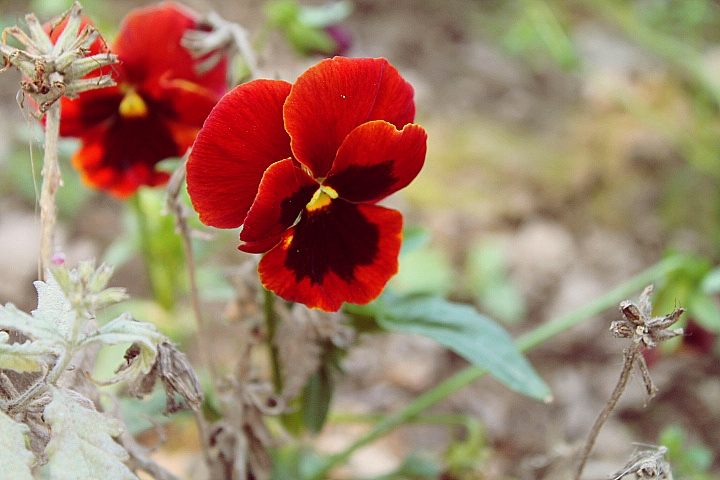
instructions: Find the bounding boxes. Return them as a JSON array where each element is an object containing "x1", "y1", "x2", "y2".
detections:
[
  {"x1": 358, "y1": 453, "x2": 441, "y2": 480},
  {"x1": 700, "y1": 266, "x2": 720, "y2": 294},
  {"x1": 0, "y1": 410, "x2": 35, "y2": 479},
  {"x1": 271, "y1": 444, "x2": 326, "y2": 480},
  {"x1": 42, "y1": 387, "x2": 137, "y2": 480},
  {"x1": 373, "y1": 294, "x2": 551, "y2": 401},
  {"x1": 401, "y1": 225, "x2": 431, "y2": 255},
  {"x1": 659, "y1": 424, "x2": 714, "y2": 477},
  {"x1": 687, "y1": 291, "x2": 720, "y2": 333},
  {"x1": 467, "y1": 240, "x2": 526, "y2": 324},
  {"x1": 302, "y1": 366, "x2": 334, "y2": 434},
  {"x1": 390, "y1": 245, "x2": 453, "y2": 296},
  {"x1": 298, "y1": 1, "x2": 353, "y2": 28}
]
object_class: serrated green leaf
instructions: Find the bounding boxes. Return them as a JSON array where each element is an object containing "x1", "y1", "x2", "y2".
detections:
[
  {"x1": 41, "y1": 387, "x2": 137, "y2": 480},
  {"x1": 0, "y1": 410, "x2": 35, "y2": 480},
  {"x1": 0, "y1": 335, "x2": 57, "y2": 372},
  {"x1": 0, "y1": 302, "x2": 64, "y2": 346},
  {"x1": 376, "y1": 295, "x2": 551, "y2": 401},
  {"x1": 33, "y1": 273, "x2": 79, "y2": 341}
]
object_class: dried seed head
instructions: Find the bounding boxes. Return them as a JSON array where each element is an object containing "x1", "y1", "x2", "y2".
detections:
[{"x1": 0, "y1": 1, "x2": 117, "y2": 116}]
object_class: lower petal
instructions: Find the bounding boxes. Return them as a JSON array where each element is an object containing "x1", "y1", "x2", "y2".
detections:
[
  {"x1": 258, "y1": 202, "x2": 403, "y2": 311},
  {"x1": 72, "y1": 116, "x2": 177, "y2": 198}
]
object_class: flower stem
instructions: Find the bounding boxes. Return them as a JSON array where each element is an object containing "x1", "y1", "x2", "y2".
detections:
[
  {"x1": 572, "y1": 341, "x2": 640, "y2": 480},
  {"x1": 303, "y1": 255, "x2": 687, "y2": 480},
  {"x1": 129, "y1": 192, "x2": 175, "y2": 310},
  {"x1": 264, "y1": 287, "x2": 283, "y2": 394},
  {"x1": 39, "y1": 100, "x2": 62, "y2": 280}
]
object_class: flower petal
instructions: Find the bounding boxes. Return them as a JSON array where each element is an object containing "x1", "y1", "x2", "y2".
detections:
[
  {"x1": 324, "y1": 120, "x2": 427, "y2": 203},
  {"x1": 59, "y1": 87, "x2": 122, "y2": 137},
  {"x1": 113, "y1": 2, "x2": 227, "y2": 99},
  {"x1": 284, "y1": 57, "x2": 416, "y2": 178},
  {"x1": 258, "y1": 202, "x2": 403, "y2": 311},
  {"x1": 72, "y1": 117, "x2": 174, "y2": 198},
  {"x1": 187, "y1": 79, "x2": 293, "y2": 228},
  {"x1": 239, "y1": 159, "x2": 318, "y2": 254}
]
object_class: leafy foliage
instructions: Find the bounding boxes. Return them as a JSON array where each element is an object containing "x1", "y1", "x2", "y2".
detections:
[
  {"x1": 0, "y1": 410, "x2": 35, "y2": 480},
  {"x1": 41, "y1": 387, "x2": 137, "y2": 480}
]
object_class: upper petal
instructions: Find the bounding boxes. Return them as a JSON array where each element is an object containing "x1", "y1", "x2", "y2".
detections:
[
  {"x1": 187, "y1": 79, "x2": 293, "y2": 229},
  {"x1": 324, "y1": 120, "x2": 427, "y2": 203},
  {"x1": 239, "y1": 158, "x2": 318, "y2": 254},
  {"x1": 113, "y1": 2, "x2": 227, "y2": 99},
  {"x1": 258, "y1": 201, "x2": 403, "y2": 311},
  {"x1": 284, "y1": 57, "x2": 416, "y2": 178}
]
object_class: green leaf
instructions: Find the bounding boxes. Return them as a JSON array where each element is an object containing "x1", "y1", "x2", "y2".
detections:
[
  {"x1": 390, "y1": 245, "x2": 453, "y2": 296},
  {"x1": 42, "y1": 387, "x2": 137, "y2": 480},
  {"x1": 467, "y1": 241, "x2": 526, "y2": 324},
  {"x1": 375, "y1": 295, "x2": 551, "y2": 401},
  {"x1": 688, "y1": 292, "x2": 720, "y2": 333},
  {"x1": 0, "y1": 332, "x2": 57, "y2": 372},
  {"x1": 33, "y1": 273, "x2": 80, "y2": 341},
  {"x1": 81, "y1": 313, "x2": 165, "y2": 382},
  {"x1": 0, "y1": 410, "x2": 35, "y2": 479},
  {"x1": 302, "y1": 366, "x2": 333, "y2": 434},
  {"x1": 298, "y1": 1, "x2": 353, "y2": 28}
]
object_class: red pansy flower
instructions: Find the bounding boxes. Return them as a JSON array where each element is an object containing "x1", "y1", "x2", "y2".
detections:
[
  {"x1": 187, "y1": 57, "x2": 427, "y2": 311},
  {"x1": 54, "y1": 2, "x2": 227, "y2": 198}
]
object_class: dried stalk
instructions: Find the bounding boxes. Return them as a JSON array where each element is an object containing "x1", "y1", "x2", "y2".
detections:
[{"x1": 39, "y1": 97, "x2": 61, "y2": 279}]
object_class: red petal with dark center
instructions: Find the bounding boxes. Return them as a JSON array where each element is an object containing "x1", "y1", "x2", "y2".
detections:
[
  {"x1": 187, "y1": 80, "x2": 293, "y2": 228},
  {"x1": 258, "y1": 202, "x2": 403, "y2": 311},
  {"x1": 113, "y1": 2, "x2": 227, "y2": 99},
  {"x1": 284, "y1": 57, "x2": 416, "y2": 178},
  {"x1": 59, "y1": 87, "x2": 122, "y2": 137},
  {"x1": 72, "y1": 115, "x2": 175, "y2": 198},
  {"x1": 324, "y1": 120, "x2": 427, "y2": 203},
  {"x1": 239, "y1": 159, "x2": 318, "y2": 253}
]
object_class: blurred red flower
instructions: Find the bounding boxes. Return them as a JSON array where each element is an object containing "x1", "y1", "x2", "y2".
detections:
[
  {"x1": 54, "y1": 2, "x2": 227, "y2": 198},
  {"x1": 187, "y1": 57, "x2": 427, "y2": 311}
]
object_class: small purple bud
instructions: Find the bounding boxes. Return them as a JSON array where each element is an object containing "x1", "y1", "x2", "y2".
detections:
[
  {"x1": 51, "y1": 252, "x2": 66, "y2": 266},
  {"x1": 323, "y1": 24, "x2": 351, "y2": 56}
]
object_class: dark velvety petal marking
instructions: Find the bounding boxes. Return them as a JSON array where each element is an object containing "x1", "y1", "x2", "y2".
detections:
[
  {"x1": 258, "y1": 202, "x2": 403, "y2": 311},
  {"x1": 284, "y1": 57, "x2": 416, "y2": 178},
  {"x1": 59, "y1": 87, "x2": 123, "y2": 137},
  {"x1": 113, "y1": 2, "x2": 227, "y2": 99},
  {"x1": 239, "y1": 159, "x2": 318, "y2": 253},
  {"x1": 324, "y1": 120, "x2": 427, "y2": 203},
  {"x1": 71, "y1": 115, "x2": 176, "y2": 198},
  {"x1": 186, "y1": 80, "x2": 293, "y2": 229}
]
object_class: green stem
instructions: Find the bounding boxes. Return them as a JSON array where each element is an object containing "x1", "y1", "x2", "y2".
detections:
[
  {"x1": 264, "y1": 287, "x2": 283, "y2": 394},
  {"x1": 129, "y1": 192, "x2": 174, "y2": 310},
  {"x1": 304, "y1": 255, "x2": 687, "y2": 480}
]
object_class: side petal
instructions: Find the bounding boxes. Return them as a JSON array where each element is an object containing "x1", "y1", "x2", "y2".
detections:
[
  {"x1": 284, "y1": 57, "x2": 416, "y2": 178},
  {"x1": 187, "y1": 79, "x2": 293, "y2": 229},
  {"x1": 113, "y1": 2, "x2": 227, "y2": 99},
  {"x1": 324, "y1": 120, "x2": 427, "y2": 203},
  {"x1": 239, "y1": 159, "x2": 318, "y2": 253},
  {"x1": 258, "y1": 202, "x2": 403, "y2": 311}
]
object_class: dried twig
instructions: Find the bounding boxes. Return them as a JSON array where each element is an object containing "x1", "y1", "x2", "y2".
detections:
[{"x1": 572, "y1": 285, "x2": 684, "y2": 480}]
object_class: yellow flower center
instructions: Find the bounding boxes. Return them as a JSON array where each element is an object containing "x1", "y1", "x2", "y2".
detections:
[
  {"x1": 118, "y1": 89, "x2": 148, "y2": 118},
  {"x1": 306, "y1": 185, "x2": 338, "y2": 212}
]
